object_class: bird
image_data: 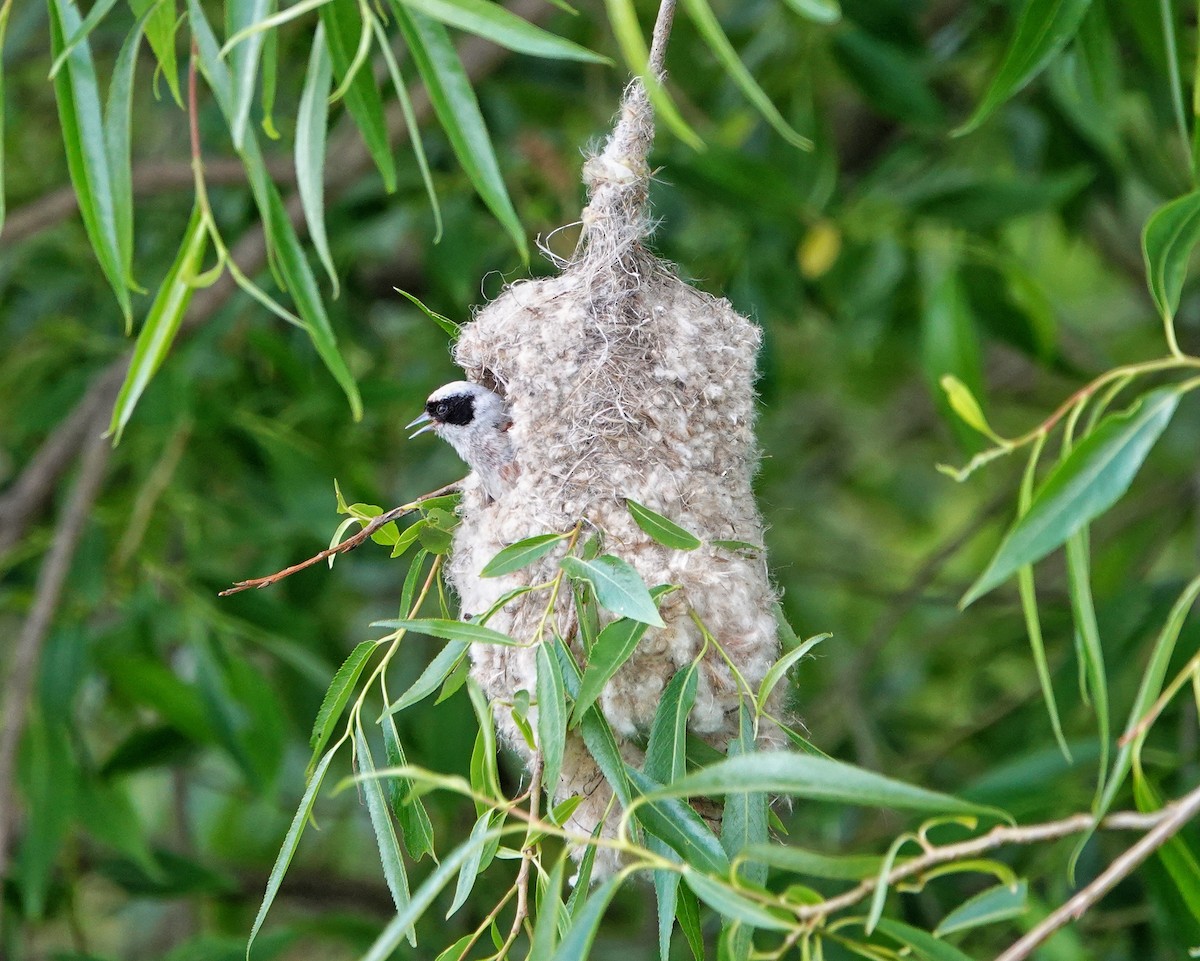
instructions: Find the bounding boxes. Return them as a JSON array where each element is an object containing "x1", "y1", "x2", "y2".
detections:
[{"x1": 407, "y1": 381, "x2": 517, "y2": 502}]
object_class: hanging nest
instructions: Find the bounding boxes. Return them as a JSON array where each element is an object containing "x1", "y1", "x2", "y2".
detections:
[{"x1": 446, "y1": 78, "x2": 787, "y2": 875}]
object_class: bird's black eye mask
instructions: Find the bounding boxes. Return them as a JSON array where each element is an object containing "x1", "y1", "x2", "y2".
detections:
[{"x1": 427, "y1": 393, "x2": 475, "y2": 426}]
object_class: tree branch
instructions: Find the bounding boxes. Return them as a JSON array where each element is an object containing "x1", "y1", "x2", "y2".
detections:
[
  {"x1": 0, "y1": 425, "x2": 112, "y2": 879},
  {"x1": 219, "y1": 482, "x2": 461, "y2": 595}
]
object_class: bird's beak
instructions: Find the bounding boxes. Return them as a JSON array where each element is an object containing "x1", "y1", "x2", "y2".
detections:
[{"x1": 406, "y1": 412, "x2": 436, "y2": 438}]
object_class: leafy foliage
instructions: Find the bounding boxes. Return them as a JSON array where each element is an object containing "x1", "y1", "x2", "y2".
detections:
[{"x1": 7, "y1": 0, "x2": 1200, "y2": 959}]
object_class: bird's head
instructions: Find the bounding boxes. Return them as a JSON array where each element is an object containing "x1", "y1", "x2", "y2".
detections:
[{"x1": 407, "y1": 381, "x2": 510, "y2": 442}]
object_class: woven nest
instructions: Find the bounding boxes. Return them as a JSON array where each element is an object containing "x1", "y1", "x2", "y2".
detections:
[{"x1": 445, "y1": 80, "x2": 787, "y2": 875}]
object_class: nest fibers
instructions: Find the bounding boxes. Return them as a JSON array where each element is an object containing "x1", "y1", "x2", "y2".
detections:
[{"x1": 446, "y1": 79, "x2": 787, "y2": 874}]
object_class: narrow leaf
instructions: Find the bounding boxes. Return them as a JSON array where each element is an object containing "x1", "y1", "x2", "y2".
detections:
[
  {"x1": 247, "y1": 746, "x2": 337, "y2": 957},
  {"x1": 107, "y1": 204, "x2": 209, "y2": 443},
  {"x1": 962, "y1": 388, "x2": 1180, "y2": 606},
  {"x1": 319, "y1": 0, "x2": 396, "y2": 191},
  {"x1": 935, "y1": 880, "x2": 1028, "y2": 936},
  {"x1": 1143, "y1": 190, "x2": 1200, "y2": 324},
  {"x1": 536, "y1": 642, "x2": 567, "y2": 795},
  {"x1": 559, "y1": 555, "x2": 665, "y2": 627},
  {"x1": 390, "y1": 3, "x2": 527, "y2": 258},
  {"x1": 737, "y1": 844, "x2": 886, "y2": 880},
  {"x1": 48, "y1": 0, "x2": 132, "y2": 326},
  {"x1": 626, "y1": 499, "x2": 702, "y2": 550},
  {"x1": 229, "y1": 0, "x2": 274, "y2": 149},
  {"x1": 628, "y1": 767, "x2": 729, "y2": 875},
  {"x1": 381, "y1": 713, "x2": 436, "y2": 860},
  {"x1": 874, "y1": 918, "x2": 978, "y2": 961},
  {"x1": 354, "y1": 726, "x2": 415, "y2": 945},
  {"x1": 679, "y1": 0, "x2": 810, "y2": 149},
  {"x1": 376, "y1": 617, "x2": 519, "y2": 646},
  {"x1": 682, "y1": 872, "x2": 791, "y2": 931},
  {"x1": 721, "y1": 702, "x2": 767, "y2": 882},
  {"x1": 49, "y1": 0, "x2": 121, "y2": 78},
  {"x1": 571, "y1": 618, "x2": 651, "y2": 725},
  {"x1": 482, "y1": 533, "x2": 567, "y2": 577},
  {"x1": 781, "y1": 0, "x2": 839, "y2": 23},
  {"x1": 309, "y1": 640, "x2": 377, "y2": 762},
  {"x1": 395, "y1": 0, "x2": 607, "y2": 62},
  {"x1": 646, "y1": 751, "x2": 1002, "y2": 820},
  {"x1": 103, "y1": 6, "x2": 148, "y2": 291},
  {"x1": 757, "y1": 633, "x2": 828, "y2": 712},
  {"x1": 295, "y1": 25, "x2": 339, "y2": 294},
  {"x1": 530, "y1": 855, "x2": 566, "y2": 958},
  {"x1": 551, "y1": 873, "x2": 623, "y2": 961},
  {"x1": 447, "y1": 810, "x2": 491, "y2": 917},
  {"x1": 382, "y1": 639, "x2": 469, "y2": 717},
  {"x1": 955, "y1": 0, "x2": 1093, "y2": 135},
  {"x1": 131, "y1": 0, "x2": 182, "y2": 106}
]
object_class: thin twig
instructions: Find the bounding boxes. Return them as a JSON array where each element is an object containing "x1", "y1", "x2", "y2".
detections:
[
  {"x1": 647, "y1": 0, "x2": 677, "y2": 78},
  {"x1": 218, "y1": 482, "x2": 461, "y2": 596},
  {"x1": 791, "y1": 805, "x2": 1177, "y2": 923},
  {"x1": 996, "y1": 780, "x2": 1200, "y2": 961},
  {"x1": 0, "y1": 427, "x2": 112, "y2": 880},
  {"x1": 507, "y1": 753, "x2": 544, "y2": 944}
]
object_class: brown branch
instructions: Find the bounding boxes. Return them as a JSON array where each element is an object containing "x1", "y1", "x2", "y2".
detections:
[
  {"x1": 791, "y1": 805, "x2": 1173, "y2": 923},
  {"x1": 0, "y1": 0, "x2": 551, "y2": 555},
  {"x1": 0, "y1": 426, "x2": 112, "y2": 879},
  {"x1": 995, "y1": 782, "x2": 1200, "y2": 961},
  {"x1": 647, "y1": 0, "x2": 677, "y2": 79},
  {"x1": 218, "y1": 482, "x2": 461, "y2": 596}
]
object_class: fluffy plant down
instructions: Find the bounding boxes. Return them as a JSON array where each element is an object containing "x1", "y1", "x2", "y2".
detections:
[{"x1": 446, "y1": 77, "x2": 787, "y2": 875}]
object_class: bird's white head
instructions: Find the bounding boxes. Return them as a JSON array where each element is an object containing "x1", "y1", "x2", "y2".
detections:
[{"x1": 407, "y1": 381, "x2": 516, "y2": 500}]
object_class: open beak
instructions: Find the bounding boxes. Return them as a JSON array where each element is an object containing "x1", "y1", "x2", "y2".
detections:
[{"x1": 406, "y1": 412, "x2": 436, "y2": 439}]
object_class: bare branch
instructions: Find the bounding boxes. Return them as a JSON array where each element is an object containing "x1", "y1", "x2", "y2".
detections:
[
  {"x1": 647, "y1": 0, "x2": 677, "y2": 79},
  {"x1": 996, "y1": 781, "x2": 1200, "y2": 961},
  {"x1": 219, "y1": 482, "x2": 462, "y2": 596},
  {"x1": 0, "y1": 425, "x2": 112, "y2": 878}
]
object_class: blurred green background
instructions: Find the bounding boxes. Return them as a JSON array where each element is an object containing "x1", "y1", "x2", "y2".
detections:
[{"x1": 4, "y1": 0, "x2": 1200, "y2": 957}]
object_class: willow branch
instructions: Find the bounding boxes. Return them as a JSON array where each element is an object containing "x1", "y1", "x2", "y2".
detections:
[
  {"x1": 219, "y1": 482, "x2": 461, "y2": 596},
  {"x1": 792, "y1": 805, "x2": 1175, "y2": 923},
  {"x1": 995, "y1": 781, "x2": 1200, "y2": 961},
  {"x1": 0, "y1": 427, "x2": 112, "y2": 879},
  {"x1": 647, "y1": 0, "x2": 676, "y2": 78}
]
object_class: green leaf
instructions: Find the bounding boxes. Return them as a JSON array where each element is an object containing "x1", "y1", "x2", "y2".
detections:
[
  {"x1": 737, "y1": 844, "x2": 886, "y2": 880},
  {"x1": 935, "y1": 880, "x2": 1028, "y2": 936},
  {"x1": 375, "y1": 617, "x2": 519, "y2": 646},
  {"x1": 229, "y1": 0, "x2": 273, "y2": 149},
  {"x1": 679, "y1": 0, "x2": 810, "y2": 149},
  {"x1": 781, "y1": 0, "x2": 839, "y2": 23},
  {"x1": 482, "y1": 533, "x2": 567, "y2": 577},
  {"x1": 395, "y1": 0, "x2": 606, "y2": 62},
  {"x1": 49, "y1": 0, "x2": 121, "y2": 78},
  {"x1": 626, "y1": 499, "x2": 702, "y2": 550},
  {"x1": 382, "y1": 639, "x2": 469, "y2": 717},
  {"x1": 260, "y1": 23, "x2": 280, "y2": 137},
  {"x1": 106, "y1": 204, "x2": 209, "y2": 443},
  {"x1": 961, "y1": 388, "x2": 1180, "y2": 607},
  {"x1": 955, "y1": 0, "x2": 1093, "y2": 135},
  {"x1": 48, "y1": 0, "x2": 132, "y2": 327},
  {"x1": 645, "y1": 751, "x2": 1002, "y2": 820},
  {"x1": 319, "y1": 0, "x2": 396, "y2": 192},
  {"x1": 551, "y1": 873, "x2": 624, "y2": 961},
  {"x1": 130, "y1": 0, "x2": 182, "y2": 106},
  {"x1": 1143, "y1": 191, "x2": 1200, "y2": 325},
  {"x1": 559, "y1": 555, "x2": 665, "y2": 627},
  {"x1": 361, "y1": 826, "x2": 503, "y2": 961},
  {"x1": 260, "y1": 181, "x2": 363, "y2": 420},
  {"x1": 682, "y1": 872, "x2": 792, "y2": 932},
  {"x1": 308, "y1": 640, "x2": 377, "y2": 765},
  {"x1": 757, "y1": 633, "x2": 828, "y2": 712},
  {"x1": 247, "y1": 746, "x2": 337, "y2": 958},
  {"x1": 380, "y1": 713, "x2": 435, "y2": 860},
  {"x1": 570, "y1": 617, "x2": 651, "y2": 726},
  {"x1": 530, "y1": 855, "x2": 566, "y2": 958},
  {"x1": 396, "y1": 288, "x2": 461, "y2": 339},
  {"x1": 874, "y1": 918, "x2": 978, "y2": 961},
  {"x1": 390, "y1": 3, "x2": 527, "y2": 259},
  {"x1": 354, "y1": 726, "x2": 415, "y2": 945},
  {"x1": 556, "y1": 636, "x2": 633, "y2": 807},
  {"x1": 676, "y1": 886, "x2": 704, "y2": 960},
  {"x1": 721, "y1": 702, "x2": 767, "y2": 882},
  {"x1": 939, "y1": 375, "x2": 998, "y2": 441},
  {"x1": 536, "y1": 642, "x2": 567, "y2": 796},
  {"x1": 1065, "y1": 529, "x2": 1108, "y2": 808},
  {"x1": 295, "y1": 25, "x2": 339, "y2": 295},
  {"x1": 447, "y1": 810, "x2": 491, "y2": 917},
  {"x1": 104, "y1": 5, "x2": 148, "y2": 293},
  {"x1": 628, "y1": 768, "x2": 729, "y2": 875}
]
